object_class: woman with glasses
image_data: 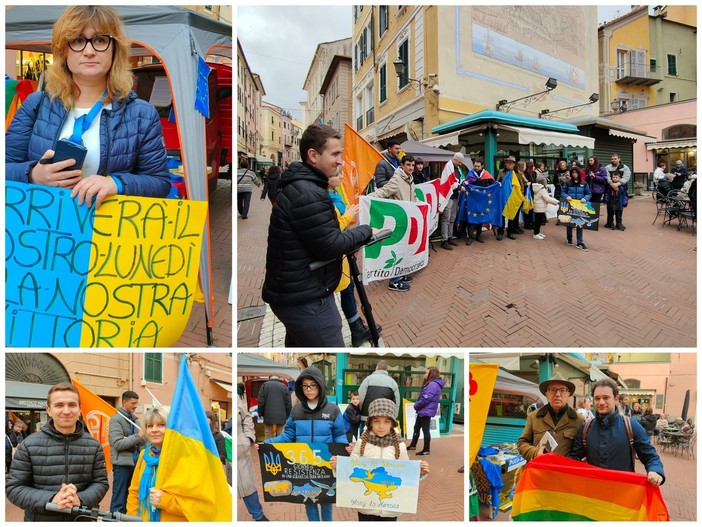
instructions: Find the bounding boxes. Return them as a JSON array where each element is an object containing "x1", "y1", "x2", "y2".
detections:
[
  {"x1": 516, "y1": 373, "x2": 585, "y2": 461},
  {"x1": 255, "y1": 366, "x2": 348, "y2": 521},
  {"x1": 6, "y1": 6, "x2": 171, "y2": 208}
]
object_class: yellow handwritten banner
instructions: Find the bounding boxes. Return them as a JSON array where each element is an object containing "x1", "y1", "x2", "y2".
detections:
[
  {"x1": 6, "y1": 182, "x2": 207, "y2": 347},
  {"x1": 469, "y1": 363, "x2": 499, "y2": 466}
]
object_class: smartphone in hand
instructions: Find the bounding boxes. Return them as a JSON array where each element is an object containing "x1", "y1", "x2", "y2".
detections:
[{"x1": 50, "y1": 138, "x2": 87, "y2": 172}]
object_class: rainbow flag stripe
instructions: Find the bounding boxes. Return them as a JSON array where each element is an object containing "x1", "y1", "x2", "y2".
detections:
[{"x1": 512, "y1": 453, "x2": 668, "y2": 521}]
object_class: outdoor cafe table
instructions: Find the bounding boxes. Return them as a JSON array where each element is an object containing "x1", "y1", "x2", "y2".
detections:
[{"x1": 659, "y1": 429, "x2": 689, "y2": 455}]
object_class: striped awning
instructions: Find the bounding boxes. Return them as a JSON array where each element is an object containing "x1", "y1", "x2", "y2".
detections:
[{"x1": 646, "y1": 139, "x2": 697, "y2": 150}]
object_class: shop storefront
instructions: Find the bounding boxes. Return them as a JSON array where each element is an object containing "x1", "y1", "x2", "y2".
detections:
[
  {"x1": 7, "y1": 50, "x2": 53, "y2": 81},
  {"x1": 429, "y1": 110, "x2": 595, "y2": 176}
]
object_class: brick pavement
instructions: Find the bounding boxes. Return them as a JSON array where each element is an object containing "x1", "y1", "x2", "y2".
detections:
[
  {"x1": 237, "y1": 194, "x2": 696, "y2": 347},
  {"x1": 477, "y1": 442, "x2": 696, "y2": 521},
  {"x1": 237, "y1": 427, "x2": 465, "y2": 521},
  {"x1": 177, "y1": 178, "x2": 233, "y2": 347}
]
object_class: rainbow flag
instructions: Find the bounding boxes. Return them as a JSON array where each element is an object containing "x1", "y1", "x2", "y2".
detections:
[
  {"x1": 156, "y1": 354, "x2": 232, "y2": 521},
  {"x1": 512, "y1": 453, "x2": 669, "y2": 521},
  {"x1": 72, "y1": 378, "x2": 118, "y2": 472}
]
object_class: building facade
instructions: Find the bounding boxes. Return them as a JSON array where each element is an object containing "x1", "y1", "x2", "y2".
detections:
[
  {"x1": 320, "y1": 55, "x2": 353, "y2": 140},
  {"x1": 237, "y1": 39, "x2": 265, "y2": 167},
  {"x1": 352, "y1": 6, "x2": 599, "y2": 148},
  {"x1": 302, "y1": 38, "x2": 353, "y2": 129},
  {"x1": 598, "y1": 5, "x2": 697, "y2": 113},
  {"x1": 261, "y1": 101, "x2": 284, "y2": 165}
]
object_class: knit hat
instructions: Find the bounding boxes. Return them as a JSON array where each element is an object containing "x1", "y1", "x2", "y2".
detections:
[{"x1": 367, "y1": 398, "x2": 398, "y2": 426}]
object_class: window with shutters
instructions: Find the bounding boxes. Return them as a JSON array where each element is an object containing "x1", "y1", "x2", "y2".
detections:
[
  {"x1": 379, "y1": 63, "x2": 387, "y2": 103},
  {"x1": 379, "y1": 6, "x2": 389, "y2": 38},
  {"x1": 144, "y1": 353, "x2": 163, "y2": 383},
  {"x1": 615, "y1": 49, "x2": 627, "y2": 79},
  {"x1": 650, "y1": 58, "x2": 657, "y2": 73},
  {"x1": 667, "y1": 54, "x2": 677, "y2": 76},
  {"x1": 398, "y1": 39, "x2": 409, "y2": 88},
  {"x1": 632, "y1": 49, "x2": 647, "y2": 77}
]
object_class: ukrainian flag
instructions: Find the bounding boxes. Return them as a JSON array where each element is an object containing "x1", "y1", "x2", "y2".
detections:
[
  {"x1": 156, "y1": 354, "x2": 232, "y2": 521},
  {"x1": 502, "y1": 170, "x2": 525, "y2": 219}
]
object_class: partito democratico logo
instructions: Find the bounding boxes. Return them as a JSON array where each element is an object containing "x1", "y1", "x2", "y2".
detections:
[{"x1": 85, "y1": 410, "x2": 111, "y2": 446}]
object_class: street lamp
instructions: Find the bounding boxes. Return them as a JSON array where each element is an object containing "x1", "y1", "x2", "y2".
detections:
[
  {"x1": 538, "y1": 93, "x2": 599, "y2": 119},
  {"x1": 496, "y1": 77, "x2": 558, "y2": 112},
  {"x1": 392, "y1": 59, "x2": 438, "y2": 91},
  {"x1": 610, "y1": 99, "x2": 628, "y2": 113}
]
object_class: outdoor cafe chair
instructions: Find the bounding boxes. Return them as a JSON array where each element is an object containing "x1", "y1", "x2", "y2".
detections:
[
  {"x1": 651, "y1": 191, "x2": 668, "y2": 225},
  {"x1": 661, "y1": 190, "x2": 686, "y2": 228},
  {"x1": 657, "y1": 431, "x2": 675, "y2": 454},
  {"x1": 676, "y1": 431, "x2": 695, "y2": 460}
]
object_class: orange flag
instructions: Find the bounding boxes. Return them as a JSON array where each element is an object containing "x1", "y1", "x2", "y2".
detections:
[
  {"x1": 72, "y1": 379, "x2": 118, "y2": 472},
  {"x1": 342, "y1": 123, "x2": 384, "y2": 205}
]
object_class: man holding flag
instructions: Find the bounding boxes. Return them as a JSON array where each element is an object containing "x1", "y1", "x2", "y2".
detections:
[
  {"x1": 109, "y1": 390, "x2": 146, "y2": 514},
  {"x1": 497, "y1": 156, "x2": 527, "y2": 240}
]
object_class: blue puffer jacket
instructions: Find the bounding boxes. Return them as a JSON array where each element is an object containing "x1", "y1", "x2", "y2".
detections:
[
  {"x1": 414, "y1": 378, "x2": 445, "y2": 417},
  {"x1": 6, "y1": 90, "x2": 171, "y2": 197},
  {"x1": 265, "y1": 366, "x2": 348, "y2": 445},
  {"x1": 567, "y1": 408, "x2": 665, "y2": 483},
  {"x1": 561, "y1": 180, "x2": 592, "y2": 202}
]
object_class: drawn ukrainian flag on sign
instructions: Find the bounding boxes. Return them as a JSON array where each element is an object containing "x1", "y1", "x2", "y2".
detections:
[{"x1": 155, "y1": 354, "x2": 232, "y2": 521}]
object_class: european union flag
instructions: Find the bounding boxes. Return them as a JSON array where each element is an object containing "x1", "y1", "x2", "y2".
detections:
[{"x1": 456, "y1": 182, "x2": 505, "y2": 225}]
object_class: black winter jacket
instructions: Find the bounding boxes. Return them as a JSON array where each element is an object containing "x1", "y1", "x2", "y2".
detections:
[
  {"x1": 258, "y1": 379, "x2": 292, "y2": 424},
  {"x1": 374, "y1": 153, "x2": 400, "y2": 188},
  {"x1": 262, "y1": 161, "x2": 372, "y2": 306},
  {"x1": 6, "y1": 419, "x2": 109, "y2": 522}
]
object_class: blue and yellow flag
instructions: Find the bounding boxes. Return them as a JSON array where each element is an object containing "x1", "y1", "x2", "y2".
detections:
[
  {"x1": 502, "y1": 170, "x2": 525, "y2": 219},
  {"x1": 156, "y1": 354, "x2": 232, "y2": 521}
]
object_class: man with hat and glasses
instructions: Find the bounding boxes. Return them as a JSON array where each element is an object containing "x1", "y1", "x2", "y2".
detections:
[{"x1": 517, "y1": 373, "x2": 584, "y2": 461}]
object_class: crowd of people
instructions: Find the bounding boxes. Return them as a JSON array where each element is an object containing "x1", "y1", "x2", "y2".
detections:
[
  {"x1": 6, "y1": 385, "x2": 230, "y2": 522},
  {"x1": 238, "y1": 362, "x2": 443, "y2": 522}
]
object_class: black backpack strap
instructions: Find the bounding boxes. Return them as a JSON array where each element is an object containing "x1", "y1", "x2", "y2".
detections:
[
  {"x1": 623, "y1": 415, "x2": 636, "y2": 469},
  {"x1": 581, "y1": 419, "x2": 593, "y2": 461}
]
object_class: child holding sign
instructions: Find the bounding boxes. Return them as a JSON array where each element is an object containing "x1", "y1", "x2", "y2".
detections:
[
  {"x1": 256, "y1": 366, "x2": 347, "y2": 521},
  {"x1": 331, "y1": 399, "x2": 429, "y2": 521}
]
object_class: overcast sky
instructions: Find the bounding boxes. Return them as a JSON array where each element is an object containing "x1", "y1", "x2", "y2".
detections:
[{"x1": 237, "y1": 5, "x2": 635, "y2": 121}]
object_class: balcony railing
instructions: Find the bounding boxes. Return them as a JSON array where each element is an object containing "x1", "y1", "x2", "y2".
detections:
[
  {"x1": 615, "y1": 62, "x2": 662, "y2": 86},
  {"x1": 366, "y1": 107, "x2": 375, "y2": 126}
]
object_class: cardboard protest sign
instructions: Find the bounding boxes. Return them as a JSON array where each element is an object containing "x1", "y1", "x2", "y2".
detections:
[
  {"x1": 258, "y1": 443, "x2": 348, "y2": 504},
  {"x1": 557, "y1": 199, "x2": 600, "y2": 231},
  {"x1": 6, "y1": 182, "x2": 207, "y2": 347},
  {"x1": 336, "y1": 455, "x2": 421, "y2": 514}
]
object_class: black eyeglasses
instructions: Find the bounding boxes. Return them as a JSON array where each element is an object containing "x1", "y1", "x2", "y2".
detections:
[{"x1": 68, "y1": 34, "x2": 113, "y2": 52}]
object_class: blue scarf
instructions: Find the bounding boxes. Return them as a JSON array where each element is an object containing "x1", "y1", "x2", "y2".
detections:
[
  {"x1": 138, "y1": 444, "x2": 161, "y2": 522},
  {"x1": 328, "y1": 189, "x2": 346, "y2": 215}
]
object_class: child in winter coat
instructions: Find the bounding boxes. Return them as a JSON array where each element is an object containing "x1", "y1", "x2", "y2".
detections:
[
  {"x1": 531, "y1": 175, "x2": 560, "y2": 239},
  {"x1": 257, "y1": 366, "x2": 348, "y2": 522},
  {"x1": 561, "y1": 167, "x2": 592, "y2": 251},
  {"x1": 331, "y1": 399, "x2": 429, "y2": 521},
  {"x1": 343, "y1": 391, "x2": 362, "y2": 443},
  {"x1": 604, "y1": 171, "x2": 627, "y2": 231}
]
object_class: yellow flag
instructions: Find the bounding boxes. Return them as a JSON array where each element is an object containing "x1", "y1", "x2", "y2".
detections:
[
  {"x1": 72, "y1": 379, "x2": 118, "y2": 472},
  {"x1": 342, "y1": 123, "x2": 384, "y2": 205},
  {"x1": 469, "y1": 363, "x2": 499, "y2": 466}
]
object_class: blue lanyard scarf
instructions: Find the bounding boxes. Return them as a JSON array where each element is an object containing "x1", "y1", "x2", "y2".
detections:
[
  {"x1": 328, "y1": 189, "x2": 346, "y2": 215},
  {"x1": 68, "y1": 91, "x2": 107, "y2": 145},
  {"x1": 138, "y1": 444, "x2": 161, "y2": 522}
]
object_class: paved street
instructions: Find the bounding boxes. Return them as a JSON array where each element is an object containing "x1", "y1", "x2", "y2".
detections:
[
  {"x1": 237, "y1": 194, "x2": 696, "y2": 347},
  {"x1": 237, "y1": 427, "x2": 465, "y2": 521},
  {"x1": 177, "y1": 178, "x2": 233, "y2": 347},
  {"x1": 475, "y1": 444, "x2": 696, "y2": 521}
]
